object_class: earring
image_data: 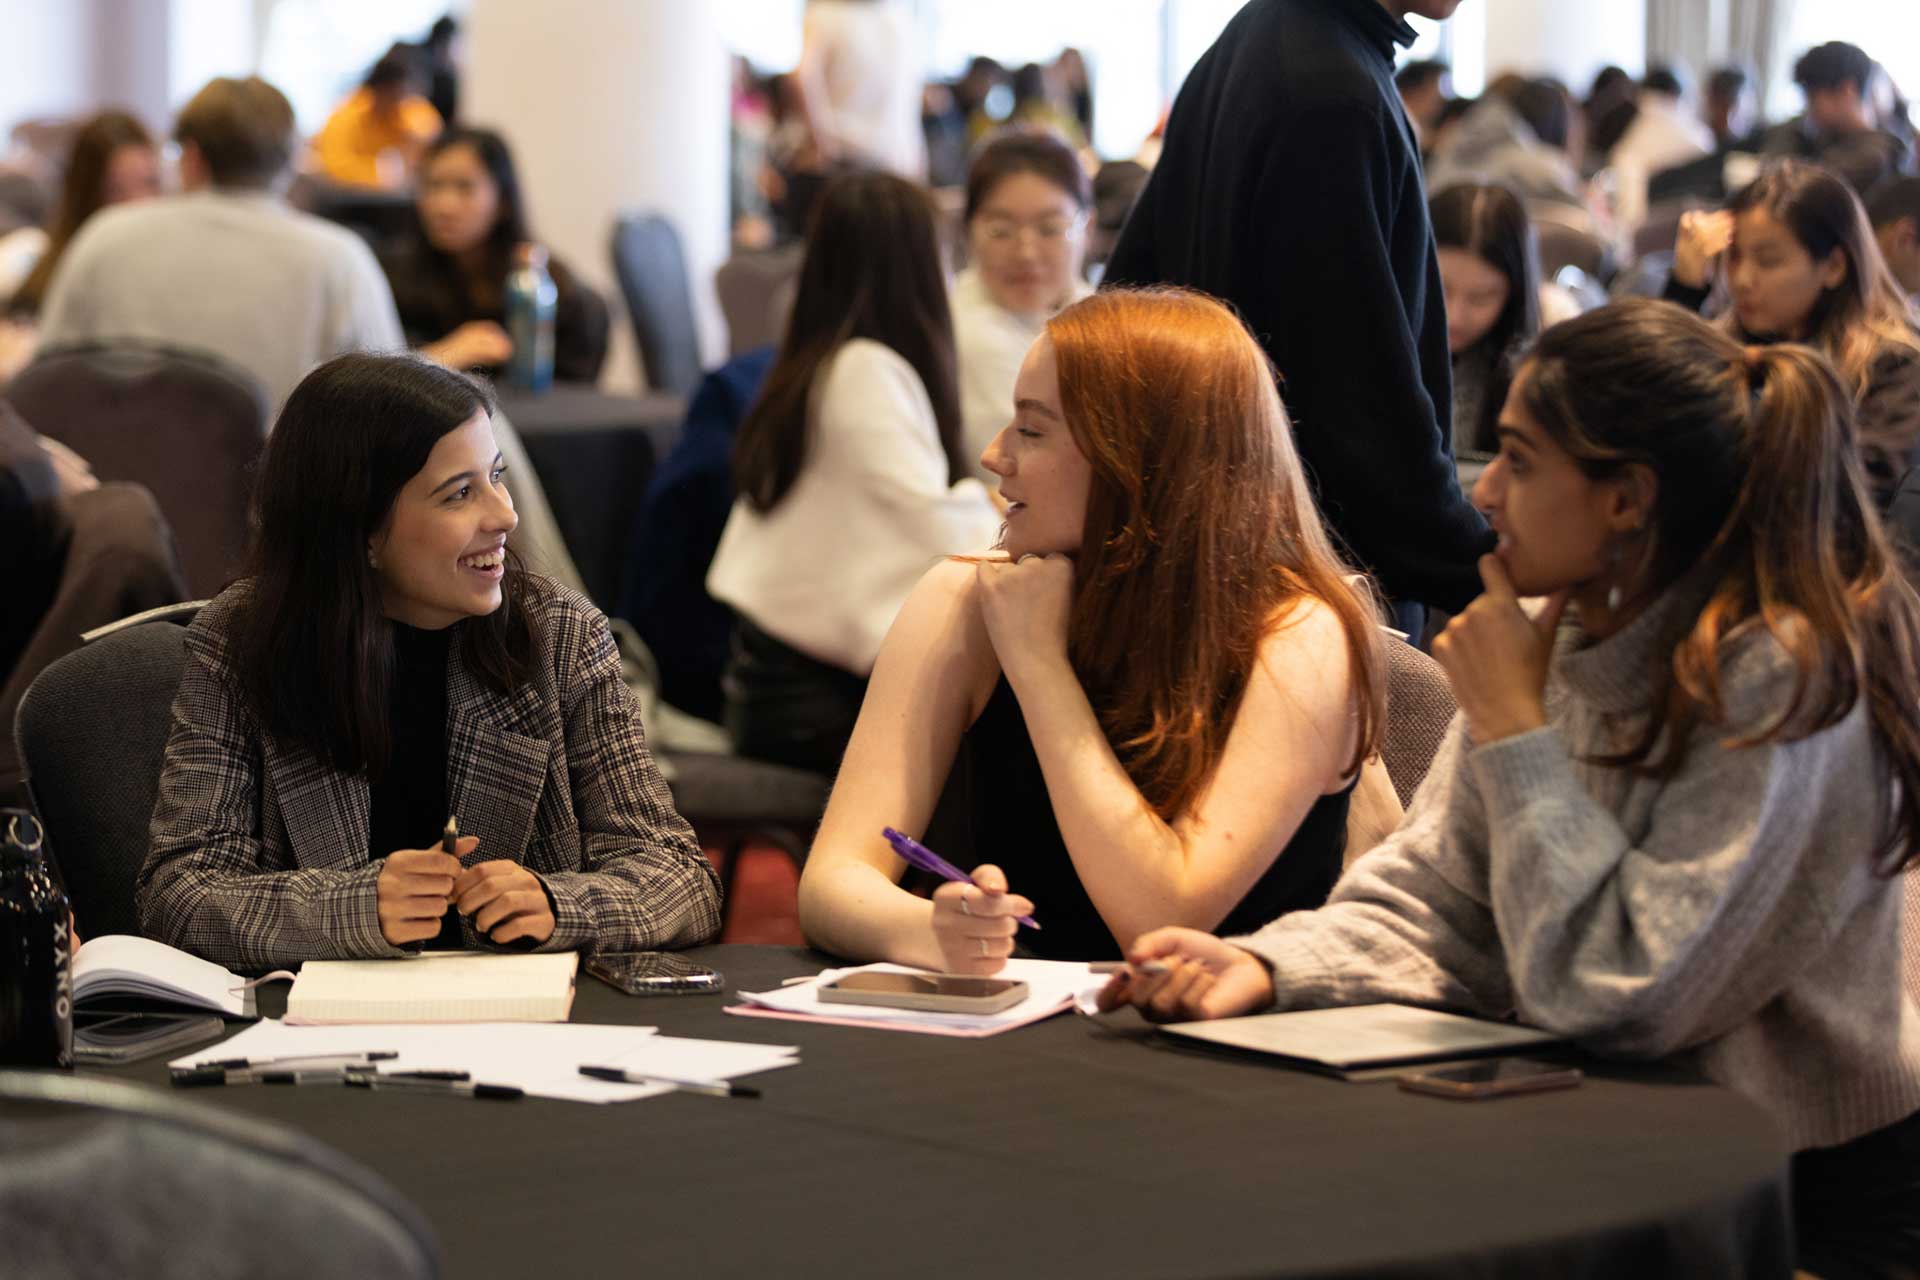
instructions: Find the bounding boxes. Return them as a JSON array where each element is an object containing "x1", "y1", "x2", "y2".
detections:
[
  {"x1": 368, "y1": 550, "x2": 380, "y2": 569},
  {"x1": 1606, "y1": 525, "x2": 1646, "y2": 612}
]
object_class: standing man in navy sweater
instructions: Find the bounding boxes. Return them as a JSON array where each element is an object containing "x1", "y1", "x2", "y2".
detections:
[{"x1": 1105, "y1": 0, "x2": 1491, "y2": 630}]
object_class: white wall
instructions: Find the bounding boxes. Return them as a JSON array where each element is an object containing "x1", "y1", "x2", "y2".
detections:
[
  {"x1": 464, "y1": 0, "x2": 731, "y2": 391},
  {"x1": 1478, "y1": 0, "x2": 1645, "y2": 90},
  {"x1": 0, "y1": 2, "x2": 101, "y2": 137}
]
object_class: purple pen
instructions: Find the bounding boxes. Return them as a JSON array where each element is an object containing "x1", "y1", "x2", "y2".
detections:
[{"x1": 882, "y1": 827, "x2": 1040, "y2": 930}]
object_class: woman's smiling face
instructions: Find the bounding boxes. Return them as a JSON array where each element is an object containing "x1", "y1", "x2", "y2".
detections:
[{"x1": 980, "y1": 335, "x2": 1092, "y2": 560}]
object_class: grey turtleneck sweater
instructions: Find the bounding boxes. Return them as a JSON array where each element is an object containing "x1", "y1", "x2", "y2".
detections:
[{"x1": 1234, "y1": 576, "x2": 1920, "y2": 1151}]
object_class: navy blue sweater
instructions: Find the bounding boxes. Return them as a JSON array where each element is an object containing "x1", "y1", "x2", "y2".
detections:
[{"x1": 1105, "y1": 0, "x2": 1491, "y2": 611}]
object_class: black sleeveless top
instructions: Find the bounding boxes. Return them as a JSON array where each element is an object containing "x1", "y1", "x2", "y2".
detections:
[{"x1": 959, "y1": 676, "x2": 1351, "y2": 961}]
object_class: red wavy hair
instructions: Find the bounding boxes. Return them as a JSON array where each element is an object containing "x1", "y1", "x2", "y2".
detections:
[{"x1": 1045, "y1": 287, "x2": 1386, "y2": 820}]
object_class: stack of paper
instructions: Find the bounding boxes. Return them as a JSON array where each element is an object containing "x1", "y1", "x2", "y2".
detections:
[
  {"x1": 171, "y1": 1021, "x2": 802, "y2": 1103},
  {"x1": 728, "y1": 959, "x2": 1106, "y2": 1037}
]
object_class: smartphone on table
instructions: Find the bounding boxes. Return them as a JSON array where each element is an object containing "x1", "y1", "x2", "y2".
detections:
[
  {"x1": 585, "y1": 952, "x2": 724, "y2": 996},
  {"x1": 817, "y1": 971, "x2": 1029, "y2": 1015},
  {"x1": 1396, "y1": 1056, "x2": 1582, "y2": 1100}
]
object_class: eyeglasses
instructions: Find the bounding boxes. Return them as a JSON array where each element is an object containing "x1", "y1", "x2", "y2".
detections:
[{"x1": 976, "y1": 212, "x2": 1087, "y2": 246}]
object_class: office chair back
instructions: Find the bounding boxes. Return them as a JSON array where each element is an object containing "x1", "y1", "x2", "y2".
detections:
[
  {"x1": 1382, "y1": 637, "x2": 1457, "y2": 809},
  {"x1": 8, "y1": 342, "x2": 268, "y2": 597},
  {"x1": 13, "y1": 603, "x2": 203, "y2": 937},
  {"x1": 611, "y1": 213, "x2": 703, "y2": 395}
]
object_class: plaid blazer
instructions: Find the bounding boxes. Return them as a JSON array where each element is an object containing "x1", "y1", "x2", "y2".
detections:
[{"x1": 138, "y1": 577, "x2": 722, "y2": 972}]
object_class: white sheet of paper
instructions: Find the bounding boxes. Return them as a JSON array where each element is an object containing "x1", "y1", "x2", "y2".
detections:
[
  {"x1": 172, "y1": 1020, "x2": 672, "y2": 1103},
  {"x1": 594, "y1": 1036, "x2": 799, "y2": 1083},
  {"x1": 736, "y1": 959, "x2": 1102, "y2": 1033}
]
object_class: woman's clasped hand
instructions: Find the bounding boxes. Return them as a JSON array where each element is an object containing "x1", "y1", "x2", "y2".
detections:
[{"x1": 374, "y1": 835, "x2": 556, "y2": 947}]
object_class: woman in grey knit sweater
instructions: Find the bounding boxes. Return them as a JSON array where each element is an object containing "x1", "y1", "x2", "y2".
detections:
[{"x1": 1099, "y1": 298, "x2": 1920, "y2": 1274}]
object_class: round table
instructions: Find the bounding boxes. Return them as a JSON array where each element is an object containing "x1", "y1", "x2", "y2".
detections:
[{"x1": 84, "y1": 945, "x2": 1792, "y2": 1278}]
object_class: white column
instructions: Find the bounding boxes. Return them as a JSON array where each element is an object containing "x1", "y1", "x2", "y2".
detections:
[{"x1": 462, "y1": 0, "x2": 731, "y2": 392}]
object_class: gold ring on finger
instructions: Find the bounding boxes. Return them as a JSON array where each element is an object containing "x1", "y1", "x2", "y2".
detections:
[{"x1": 978, "y1": 937, "x2": 989, "y2": 958}]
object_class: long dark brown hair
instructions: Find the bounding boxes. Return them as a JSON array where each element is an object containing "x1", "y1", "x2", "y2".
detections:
[
  {"x1": 733, "y1": 171, "x2": 964, "y2": 511},
  {"x1": 406, "y1": 127, "x2": 533, "y2": 307},
  {"x1": 1429, "y1": 182, "x2": 1542, "y2": 451},
  {"x1": 1722, "y1": 159, "x2": 1920, "y2": 397},
  {"x1": 233, "y1": 353, "x2": 539, "y2": 779},
  {"x1": 1047, "y1": 288, "x2": 1386, "y2": 822},
  {"x1": 12, "y1": 111, "x2": 154, "y2": 315},
  {"x1": 1518, "y1": 298, "x2": 1920, "y2": 869}
]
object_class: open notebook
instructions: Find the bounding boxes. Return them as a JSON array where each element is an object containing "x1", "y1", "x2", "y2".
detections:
[
  {"x1": 285, "y1": 951, "x2": 579, "y2": 1024},
  {"x1": 73, "y1": 935, "x2": 254, "y2": 1018}
]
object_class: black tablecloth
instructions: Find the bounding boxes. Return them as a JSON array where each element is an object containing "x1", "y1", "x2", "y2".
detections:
[
  {"x1": 86, "y1": 946, "x2": 1792, "y2": 1278},
  {"x1": 499, "y1": 387, "x2": 685, "y2": 609}
]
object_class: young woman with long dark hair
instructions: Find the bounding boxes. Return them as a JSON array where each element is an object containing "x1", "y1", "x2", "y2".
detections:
[
  {"x1": 798, "y1": 287, "x2": 1390, "y2": 967},
  {"x1": 138, "y1": 354, "x2": 720, "y2": 971},
  {"x1": 1099, "y1": 298, "x2": 1920, "y2": 1277},
  {"x1": 1670, "y1": 157, "x2": 1920, "y2": 503},
  {"x1": 1429, "y1": 182, "x2": 1542, "y2": 454},
  {"x1": 377, "y1": 127, "x2": 609, "y2": 382},
  {"x1": 951, "y1": 129, "x2": 1093, "y2": 480},
  {"x1": 707, "y1": 170, "x2": 1000, "y2": 772},
  {"x1": 9, "y1": 110, "x2": 159, "y2": 317}
]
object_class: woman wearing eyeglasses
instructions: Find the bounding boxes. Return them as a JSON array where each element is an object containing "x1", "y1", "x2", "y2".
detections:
[{"x1": 952, "y1": 129, "x2": 1093, "y2": 483}]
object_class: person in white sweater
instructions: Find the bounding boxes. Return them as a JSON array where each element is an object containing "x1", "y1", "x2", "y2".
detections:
[
  {"x1": 951, "y1": 130, "x2": 1094, "y2": 482},
  {"x1": 707, "y1": 172, "x2": 999, "y2": 772},
  {"x1": 1099, "y1": 298, "x2": 1920, "y2": 1276}
]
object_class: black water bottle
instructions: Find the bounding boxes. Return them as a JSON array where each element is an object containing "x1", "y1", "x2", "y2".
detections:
[{"x1": 0, "y1": 809, "x2": 72, "y2": 1069}]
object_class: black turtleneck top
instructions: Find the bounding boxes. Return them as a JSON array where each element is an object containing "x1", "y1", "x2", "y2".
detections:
[{"x1": 367, "y1": 621, "x2": 460, "y2": 949}]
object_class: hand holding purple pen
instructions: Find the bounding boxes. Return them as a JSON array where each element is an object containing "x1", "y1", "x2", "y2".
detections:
[{"x1": 882, "y1": 827, "x2": 1040, "y2": 930}]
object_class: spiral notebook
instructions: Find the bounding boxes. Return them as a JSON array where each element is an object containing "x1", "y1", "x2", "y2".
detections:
[{"x1": 285, "y1": 951, "x2": 579, "y2": 1024}]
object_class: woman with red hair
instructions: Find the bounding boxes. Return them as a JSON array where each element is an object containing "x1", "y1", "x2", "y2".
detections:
[{"x1": 797, "y1": 287, "x2": 1390, "y2": 969}]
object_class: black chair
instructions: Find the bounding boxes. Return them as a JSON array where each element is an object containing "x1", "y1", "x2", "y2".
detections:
[
  {"x1": 661, "y1": 751, "x2": 832, "y2": 929},
  {"x1": 610, "y1": 213, "x2": 703, "y2": 396},
  {"x1": 1, "y1": 486, "x2": 188, "y2": 796},
  {"x1": 13, "y1": 602, "x2": 203, "y2": 938},
  {"x1": 0, "y1": 1071, "x2": 440, "y2": 1279},
  {"x1": 1382, "y1": 637, "x2": 1456, "y2": 808},
  {"x1": 8, "y1": 342, "x2": 268, "y2": 598}
]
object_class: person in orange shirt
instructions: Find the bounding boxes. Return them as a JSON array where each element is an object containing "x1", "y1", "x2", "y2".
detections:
[{"x1": 312, "y1": 51, "x2": 443, "y2": 189}]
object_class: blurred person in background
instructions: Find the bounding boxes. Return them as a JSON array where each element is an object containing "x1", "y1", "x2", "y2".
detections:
[
  {"x1": 1395, "y1": 60, "x2": 1451, "y2": 147},
  {"x1": 1669, "y1": 158, "x2": 1920, "y2": 508},
  {"x1": 1430, "y1": 183, "x2": 1544, "y2": 456},
  {"x1": 378, "y1": 127, "x2": 608, "y2": 384},
  {"x1": 1054, "y1": 48, "x2": 1094, "y2": 144},
  {"x1": 1008, "y1": 63, "x2": 1086, "y2": 152},
  {"x1": 311, "y1": 49, "x2": 444, "y2": 190},
  {"x1": 1761, "y1": 42, "x2": 1913, "y2": 195},
  {"x1": 1704, "y1": 65, "x2": 1757, "y2": 149},
  {"x1": 952, "y1": 130, "x2": 1093, "y2": 479},
  {"x1": 1868, "y1": 176, "x2": 1920, "y2": 297},
  {"x1": 796, "y1": 0, "x2": 925, "y2": 179},
  {"x1": 1605, "y1": 66, "x2": 1713, "y2": 238},
  {"x1": 38, "y1": 76, "x2": 402, "y2": 415},
  {"x1": 8, "y1": 111, "x2": 160, "y2": 319},
  {"x1": 708, "y1": 172, "x2": 999, "y2": 771},
  {"x1": 415, "y1": 15, "x2": 461, "y2": 125}
]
